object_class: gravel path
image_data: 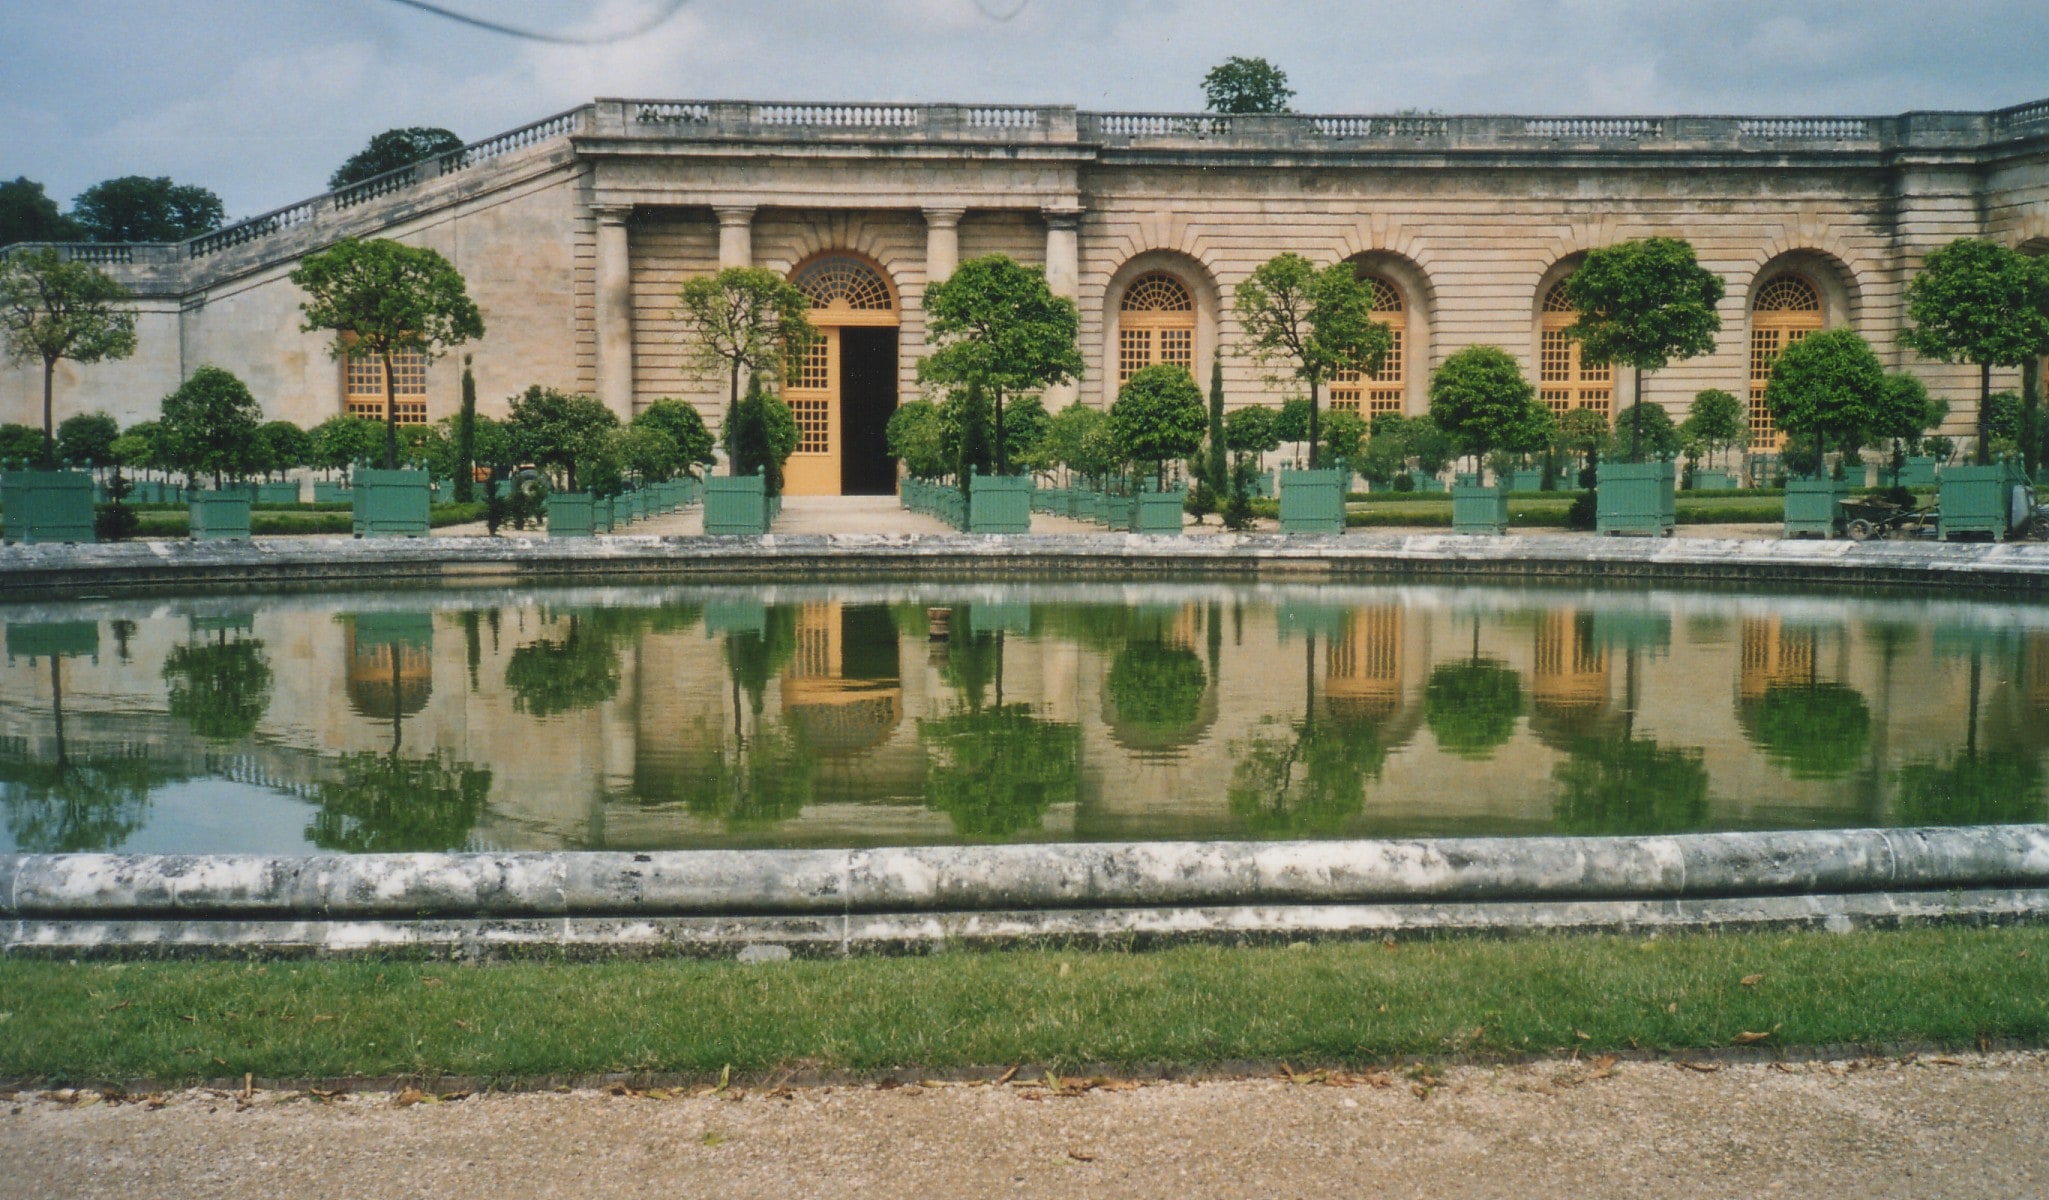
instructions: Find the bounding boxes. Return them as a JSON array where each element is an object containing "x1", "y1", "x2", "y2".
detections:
[{"x1": 6, "y1": 1052, "x2": 2043, "y2": 1198}]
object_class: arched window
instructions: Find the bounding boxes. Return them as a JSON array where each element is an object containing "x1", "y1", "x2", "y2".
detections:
[
  {"x1": 1538, "y1": 280, "x2": 1612, "y2": 417},
  {"x1": 1330, "y1": 277, "x2": 1406, "y2": 419},
  {"x1": 1748, "y1": 274, "x2": 1824, "y2": 450},
  {"x1": 1117, "y1": 272, "x2": 1196, "y2": 385},
  {"x1": 791, "y1": 254, "x2": 895, "y2": 314},
  {"x1": 343, "y1": 343, "x2": 429, "y2": 425}
]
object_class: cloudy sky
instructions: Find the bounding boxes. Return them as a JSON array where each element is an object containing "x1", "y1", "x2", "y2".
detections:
[{"x1": 3, "y1": 0, "x2": 2044, "y2": 222}]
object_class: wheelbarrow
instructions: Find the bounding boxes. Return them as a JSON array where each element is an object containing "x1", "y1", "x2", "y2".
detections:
[{"x1": 1842, "y1": 496, "x2": 1937, "y2": 541}]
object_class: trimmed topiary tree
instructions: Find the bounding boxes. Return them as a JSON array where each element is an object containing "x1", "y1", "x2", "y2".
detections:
[
  {"x1": 158, "y1": 365, "x2": 261, "y2": 489},
  {"x1": 1426, "y1": 345, "x2": 1549, "y2": 478},
  {"x1": 1763, "y1": 327, "x2": 1885, "y2": 472},
  {"x1": 1563, "y1": 238, "x2": 1725, "y2": 464},
  {"x1": 1110, "y1": 363, "x2": 1207, "y2": 488}
]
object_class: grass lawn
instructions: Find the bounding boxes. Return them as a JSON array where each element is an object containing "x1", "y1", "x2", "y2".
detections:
[{"x1": 3, "y1": 926, "x2": 2043, "y2": 1084}]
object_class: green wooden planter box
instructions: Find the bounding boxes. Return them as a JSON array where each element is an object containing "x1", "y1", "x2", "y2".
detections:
[
  {"x1": 1782, "y1": 477, "x2": 1844, "y2": 538},
  {"x1": 5, "y1": 620, "x2": 100, "y2": 662},
  {"x1": 1747, "y1": 455, "x2": 1781, "y2": 488},
  {"x1": 967, "y1": 473, "x2": 1032, "y2": 533},
  {"x1": 1451, "y1": 479, "x2": 1511, "y2": 534},
  {"x1": 1135, "y1": 485, "x2": 1187, "y2": 535},
  {"x1": 1900, "y1": 457, "x2": 1938, "y2": 489},
  {"x1": 1, "y1": 469, "x2": 97, "y2": 544},
  {"x1": 1689, "y1": 469, "x2": 1736, "y2": 491},
  {"x1": 1510, "y1": 468, "x2": 1544, "y2": 492},
  {"x1": 1248, "y1": 470, "x2": 1276, "y2": 499},
  {"x1": 1595, "y1": 460, "x2": 1676, "y2": 536},
  {"x1": 1279, "y1": 467, "x2": 1346, "y2": 534},
  {"x1": 313, "y1": 481, "x2": 350, "y2": 504},
  {"x1": 703, "y1": 474, "x2": 771, "y2": 535},
  {"x1": 547, "y1": 492, "x2": 594, "y2": 538},
  {"x1": 256, "y1": 481, "x2": 301, "y2": 505},
  {"x1": 189, "y1": 491, "x2": 253, "y2": 541},
  {"x1": 350, "y1": 468, "x2": 430, "y2": 538},
  {"x1": 1408, "y1": 470, "x2": 1445, "y2": 494},
  {"x1": 594, "y1": 495, "x2": 615, "y2": 533},
  {"x1": 1937, "y1": 464, "x2": 2015, "y2": 541}
]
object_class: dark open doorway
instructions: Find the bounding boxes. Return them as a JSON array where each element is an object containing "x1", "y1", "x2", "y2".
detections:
[{"x1": 839, "y1": 327, "x2": 899, "y2": 495}]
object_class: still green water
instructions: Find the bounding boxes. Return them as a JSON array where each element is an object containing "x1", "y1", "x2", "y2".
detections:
[{"x1": 2, "y1": 581, "x2": 2044, "y2": 854}]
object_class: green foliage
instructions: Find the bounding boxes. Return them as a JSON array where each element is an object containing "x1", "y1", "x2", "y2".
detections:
[
  {"x1": 0, "y1": 247, "x2": 138, "y2": 464},
  {"x1": 1903, "y1": 238, "x2": 2049, "y2": 465},
  {"x1": 1234, "y1": 254, "x2": 1393, "y2": 468},
  {"x1": 329, "y1": 127, "x2": 464, "y2": 190},
  {"x1": 886, "y1": 399, "x2": 950, "y2": 480},
  {"x1": 1001, "y1": 393, "x2": 1050, "y2": 470},
  {"x1": 1194, "y1": 351, "x2": 1230, "y2": 517},
  {"x1": 94, "y1": 463, "x2": 140, "y2": 541},
  {"x1": 1555, "y1": 407, "x2": 1611, "y2": 478},
  {"x1": 720, "y1": 374, "x2": 798, "y2": 494},
  {"x1": 509, "y1": 385, "x2": 617, "y2": 493},
  {"x1": 251, "y1": 420, "x2": 309, "y2": 479},
  {"x1": 291, "y1": 237, "x2": 484, "y2": 469},
  {"x1": 1426, "y1": 344, "x2": 1547, "y2": 469},
  {"x1": 1553, "y1": 735, "x2": 1709, "y2": 835},
  {"x1": 310, "y1": 415, "x2": 383, "y2": 474},
  {"x1": 55, "y1": 412, "x2": 118, "y2": 469},
  {"x1": 454, "y1": 357, "x2": 477, "y2": 502},
  {"x1": 0, "y1": 748, "x2": 158, "y2": 853},
  {"x1": 309, "y1": 751, "x2": 491, "y2": 853},
  {"x1": 1866, "y1": 373, "x2": 1946, "y2": 476},
  {"x1": 939, "y1": 379, "x2": 995, "y2": 484},
  {"x1": 161, "y1": 636, "x2": 273, "y2": 741},
  {"x1": 1201, "y1": 56, "x2": 1295, "y2": 114},
  {"x1": 1106, "y1": 640, "x2": 1208, "y2": 736},
  {"x1": 611, "y1": 425, "x2": 679, "y2": 486},
  {"x1": 117, "y1": 421, "x2": 162, "y2": 473},
  {"x1": 504, "y1": 614, "x2": 621, "y2": 718},
  {"x1": 679, "y1": 723, "x2": 814, "y2": 830},
  {"x1": 1356, "y1": 417, "x2": 1409, "y2": 488},
  {"x1": 1424, "y1": 657, "x2": 1524, "y2": 758},
  {"x1": 1272, "y1": 396, "x2": 1312, "y2": 444},
  {"x1": 919, "y1": 706, "x2": 1082, "y2": 838},
  {"x1": 0, "y1": 422, "x2": 44, "y2": 463},
  {"x1": 0, "y1": 176, "x2": 80, "y2": 246},
  {"x1": 1402, "y1": 413, "x2": 1455, "y2": 475},
  {"x1": 1609, "y1": 402, "x2": 1683, "y2": 462},
  {"x1": 1224, "y1": 404, "x2": 1280, "y2": 457},
  {"x1": 1681, "y1": 389, "x2": 1745, "y2": 468},
  {"x1": 1563, "y1": 238, "x2": 1725, "y2": 462},
  {"x1": 632, "y1": 399, "x2": 718, "y2": 479},
  {"x1": 674, "y1": 267, "x2": 816, "y2": 413},
  {"x1": 918, "y1": 255, "x2": 1082, "y2": 474},
  {"x1": 1110, "y1": 362, "x2": 1207, "y2": 484},
  {"x1": 159, "y1": 365, "x2": 262, "y2": 486},
  {"x1": 69, "y1": 175, "x2": 223, "y2": 242},
  {"x1": 1895, "y1": 751, "x2": 2045, "y2": 826},
  {"x1": 1321, "y1": 407, "x2": 1369, "y2": 468},
  {"x1": 1749, "y1": 681, "x2": 1871, "y2": 781},
  {"x1": 1763, "y1": 327, "x2": 1885, "y2": 465},
  {"x1": 1228, "y1": 716, "x2": 1383, "y2": 836}
]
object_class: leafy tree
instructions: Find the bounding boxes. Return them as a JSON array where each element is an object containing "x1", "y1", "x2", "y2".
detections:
[
  {"x1": 97, "y1": 434, "x2": 145, "y2": 541},
  {"x1": 308, "y1": 750, "x2": 491, "y2": 852},
  {"x1": 118, "y1": 420, "x2": 163, "y2": 478},
  {"x1": 633, "y1": 398, "x2": 718, "y2": 478},
  {"x1": 0, "y1": 177, "x2": 80, "y2": 246},
  {"x1": 1356, "y1": 415, "x2": 1409, "y2": 489},
  {"x1": 721, "y1": 373, "x2": 799, "y2": 493},
  {"x1": 886, "y1": 399, "x2": 949, "y2": 480},
  {"x1": 55, "y1": 412, "x2": 118, "y2": 472},
  {"x1": 291, "y1": 237, "x2": 485, "y2": 469},
  {"x1": 1110, "y1": 362, "x2": 1207, "y2": 487},
  {"x1": 1224, "y1": 404, "x2": 1280, "y2": 467},
  {"x1": 1193, "y1": 351, "x2": 1229, "y2": 519},
  {"x1": 1321, "y1": 407, "x2": 1369, "y2": 470},
  {"x1": 1749, "y1": 681, "x2": 1870, "y2": 781},
  {"x1": 679, "y1": 722, "x2": 814, "y2": 831},
  {"x1": 1424, "y1": 656, "x2": 1523, "y2": 759},
  {"x1": 1426, "y1": 344, "x2": 1548, "y2": 475},
  {"x1": 1000, "y1": 393, "x2": 1050, "y2": 471},
  {"x1": 158, "y1": 366, "x2": 262, "y2": 488},
  {"x1": 612, "y1": 424, "x2": 679, "y2": 485},
  {"x1": 1555, "y1": 407, "x2": 1610, "y2": 486},
  {"x1": 454, "y1": 355, "x2": 477, "y2": 501},
  {"x1": 1272, "y1": 395, "x2": 1313, "y2": 444},
  {"x1": 0, "y1": 248, "x2": 137, "y2": 464},
  {"x1": 251, "y1": 420, "x2": 309, "y2": 481},
  {"x1": 1403, "y1": 413, "x2": 1455, "y2": 476},
  {"x1": 1865, "y1": 373, "x2": 1947, "y2": 486},
  {"x1": 1202, "y1": 56, "x2": 1295, "y2": 114},
  {"x1": 1681, "y1": 388, "x2": 1745, "y2": 471},
  {"x1": 1903, "y1": 238, "x2": 2049, "y2": 465},
  {"x1": 1234, "y1": 254, "x2": 1392, "y2": 468},
  {"x1": 1039, "y1": 399, "x2": 1109, "y2": 485},
  {"x1": 1896, "y1": 750, "x2": 2045, "y2": 826},
  {"x1": 310, "y1": 415, "x2": 382, "y2": 477},
  {"x1": 1563, "y1": 238, "x2": 1725, "y2": 462},
  {"x1": 920, "y1": 706, "x2": 1081, "y2": 838},
  {"x1": 0, "y1": 423, "x2": 44, "y2": 463},
  {"x1": 1609, "y1": 401, "x2": 1683, "y2": 463},
  {"x1": 674, "y1": 266, "x2": 816, "y2": 439},
  {"x1": 329, "y1": 127, "x2": 465, "y2": 190},
  {"x1": 509, "y1": 385, "x2": 617, "y2": 493},
  {"x1": 918, "y1": 254, "x2": 1082, "y2": 474},
  {"x1": 162, "y1": 634, "x2": 273, "y2": 741},
  {"x1": 69, "y1": 175, "x2": 223, "y2": 242},
  {"x1": 1763, "y1": 326, "x2": 1885, "y2": 471}
]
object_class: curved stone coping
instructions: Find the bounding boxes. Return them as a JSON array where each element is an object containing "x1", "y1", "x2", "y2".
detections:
[
  {"x1": 7, "y1": 827, "x2": 2046, "y2": 922},
  {"x1": 3, "y1": 532, "x2": 2049, "y2": 597}
]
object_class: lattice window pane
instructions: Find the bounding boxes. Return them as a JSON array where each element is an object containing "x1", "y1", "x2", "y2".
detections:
[
  {"x1": 344, "y1": 348, "x2": 429, "y2": 424},
  {"x1": 1577, "y1": 393, "x2": 1611, "y2": 419},
  {"x1": 1365, "y1": 278, "x2": 1404, "y2": 313},
  {"x1": 1541, "y1": 389, "x2": 1574, "y2": 414},
  {"x1": 1540, "y1": 329, "x2": 1573, "y2": 383},
  {"x1": 789, "y1": 395, "x2": 831, "y2": 454},
  {"x1": 1754, "y1": 275, "x2": 1821, "y2": 312},
  {"x1": 1329, "y1": 387, "x2": 1362, "y2": 413},
  {"x1": 792, "y1": 255, "x2": 893, "y2": 310},
  {"x1": 1158, "y1": 328, "x2": 1193, "y2": 373},
  {"x1": 1366, "y1": 392, "x2": 1404, "y2": 417},
  {"x1": 1367, "y1": 325, "x2": 1404, "y2": 384},
  {"x1": 1118, "y1": 329, "x2": 1152, "y2": 384},
  {"x1": 1121, "y1": 273, "x2": 1194, "y2": 312},
  {"x1": 794, "y1": 339, "x2": 830, "y2": 390}
]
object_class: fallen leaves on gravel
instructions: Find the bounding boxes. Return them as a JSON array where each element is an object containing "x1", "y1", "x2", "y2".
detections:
[
  {"x1": 1732, "y1": 1030, "x2": 1773, "y2": 1045},
  {"x1": 1675, "y1": 1062, "x2": 1721, "y2": 1073}
]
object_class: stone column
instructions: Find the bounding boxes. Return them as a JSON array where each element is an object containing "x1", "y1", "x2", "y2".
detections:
[
  {"x1": 923, "y1": 208, "x2": 964, "y2": 284},
  {"x1": 594, "y1": 206, "x2": 635, "y2": 421},
  {"x1": 715, "y1": 206, "x2": 756, "y2": 270},
  {"x1": 1043, "y1": 206, "x2": 1083, "y2": 407}
]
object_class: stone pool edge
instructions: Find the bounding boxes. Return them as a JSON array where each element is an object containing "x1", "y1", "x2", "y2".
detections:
[
  {"x1": 5, "y1": 532, "x2": 2049, "y2": 597},
  {"x1": 7, "y1": 827, "x2": 2046, "y2": 958}
]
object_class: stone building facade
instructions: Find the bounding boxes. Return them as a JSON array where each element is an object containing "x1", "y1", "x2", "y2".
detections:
[{"x1": 5, "y1": 96, "x2": 2048, "y2": 493}]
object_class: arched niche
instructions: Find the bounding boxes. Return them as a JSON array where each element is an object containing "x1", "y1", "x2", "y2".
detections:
[{"x1": 1102, "y1": 251, "x2": 1221, "y2": 402}]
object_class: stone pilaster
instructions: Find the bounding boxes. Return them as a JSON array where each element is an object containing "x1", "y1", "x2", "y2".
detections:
[
  {"x1": 1043, "y1": 206, "x2": 1083, "y2": 406},
  {"x1": 594, "y1": 206, "x2": 635, "y2": 420},
  {"x1": 715, "y1": 206, "x2": 756, "y2": 270},
  {"x1": 923, "y1": 208, "x2": 964, "y2": 284}
]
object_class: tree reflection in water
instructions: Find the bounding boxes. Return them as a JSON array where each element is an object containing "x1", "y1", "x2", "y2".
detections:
[
  {"x1": 505, "y1": 612, "x2": 621, "y2": 718},
  {"x1": 1228, "y1": 716, "x2": 1382, "y2": 836},
  {"x1": 1895, "y1": 650, "x2": 2047, "y2": 825},
  {"x1": 162, "y1": 633, "x2": 273, "y2": 742},
  {"x1": 920, "y1": 704, "x2": 1080, "y2": 837},
  {"x1": 307, "y1": 750, "x2": 492, "y2": 852},
  {"x1": 1553, "y1": 735, "x2": 1709, "y2": 834},
  {"x1": 1105, "y1": 640, "x2": 1206, "y2": 735},
  {"x1": 1424, "y1": 658, "x2": 1524, "y2": 760},
  {"x1": 1750, "y1": 681, "x2": 1871, "y2": 781}
]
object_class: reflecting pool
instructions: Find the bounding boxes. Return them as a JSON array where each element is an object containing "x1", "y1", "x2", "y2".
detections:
[{"x1": 3, "y1": 581, "x2": 2046, "y2": 853}]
